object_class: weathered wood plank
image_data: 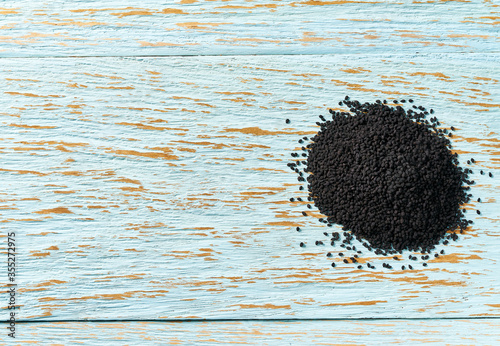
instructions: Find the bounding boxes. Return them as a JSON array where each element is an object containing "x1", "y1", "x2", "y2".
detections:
[
  {"x1": 0, "y1": 0, "x2": 498, "y2": 57},
  {"x1": 0, "y1": 54, "x2": 499, "y2": 321},
  {"x1": 10, "y1": 320, "x2": 500, "y2": 345}
]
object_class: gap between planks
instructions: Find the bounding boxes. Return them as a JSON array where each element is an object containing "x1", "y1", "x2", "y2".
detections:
[
  {"x1": 6, "y1": 317, "x2": 500, "y2": 324},
  {"x1": 1, "y1": 52, "x2": 500, "y2": 59}
]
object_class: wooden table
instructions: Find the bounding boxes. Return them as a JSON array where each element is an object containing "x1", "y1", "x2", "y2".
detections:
[{"x1": 1, "y1": 1, "x2": 499, "y2": 344}]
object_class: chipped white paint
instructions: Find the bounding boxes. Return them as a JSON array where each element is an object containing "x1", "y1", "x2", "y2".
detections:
[
  {"x1": 0, "y1": 55, "x2": 498, "y2": 322},
  {"x1": 11, "y1": 320, "x2": 500, "y2": 345},
  {"x1": 0, "y1": 0, "x2": 498, "y2": 57}
]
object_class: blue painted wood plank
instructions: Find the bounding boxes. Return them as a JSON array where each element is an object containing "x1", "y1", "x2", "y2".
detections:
[
  {"x1": 0, "y1": 54, "x2": 498, "y2": 321},
  {"x1": 10, "y1": 320, "x2": 500, "y2": 345},
  {"x1": 0, "y1": 0, "x2": 498, "y2": 57}
]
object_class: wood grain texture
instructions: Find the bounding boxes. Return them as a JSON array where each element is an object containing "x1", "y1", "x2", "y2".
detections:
[
  {"x1": 0, "y1": 0, "x2": 499, "y2": 57},
  {"x1": 8, "y1": 320, "x2": 500, "y2": 345},
  {"x1": 1, "y1": 54, "x2": 498, "y2": 321}
]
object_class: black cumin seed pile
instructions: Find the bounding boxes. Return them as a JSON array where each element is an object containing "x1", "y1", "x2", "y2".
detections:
[
  {"x1": 286, "y1": 98, "x2": 491, "y2": 267},
  {"x1": 307, "y1": 98, "x2": 469, "y2": 253}
]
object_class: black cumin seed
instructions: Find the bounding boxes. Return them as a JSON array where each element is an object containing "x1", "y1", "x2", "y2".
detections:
[
  {"x1": 286, "y1": 119, "x2": 290, "y2": 124},
  {"x1": 331, "y1": 262, "x2": 336, "y2": 267},
  {"x1": 489, "y1": 172, "x2": 493, "y2": 177},
  {"x1": 302, "y1": 211, "x2": 307, "y2": 216},
  {"x1": 296, "y1": 227, "x2": 301, "y2": 232},
  {"x1": 477, "y1": 210, "x2": 481, "y2": 215},
  {"x1": 343, "y1": 259, "x2": 348, "y2": 264},
  {"x1": 300, "y1": 242, "x2": 305, "y2": 247}
]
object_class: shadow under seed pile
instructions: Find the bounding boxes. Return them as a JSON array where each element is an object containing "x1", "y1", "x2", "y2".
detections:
[{"x1": 301, "y1": 99, "x2": 472, "y2": 254}]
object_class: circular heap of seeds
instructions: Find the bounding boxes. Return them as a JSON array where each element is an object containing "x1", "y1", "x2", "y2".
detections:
[{"x1": 303, "y1": 98, "x2": 472, "y2": 253}]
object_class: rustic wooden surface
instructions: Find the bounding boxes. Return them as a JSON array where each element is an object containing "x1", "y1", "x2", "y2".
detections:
[
  {"x1": 1, "y1": 0, "x2": 499, "y2": 344},
  {"x1": 10, "y1": 320, "x2": 500, "y2": 345},
  {"x1": 0, "y1": 0, "x2": 499, "y2": 57}
]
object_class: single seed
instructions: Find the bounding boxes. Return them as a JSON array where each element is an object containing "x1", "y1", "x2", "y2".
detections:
[
  {"x1": 290, "y1": 198, "x2": 295, "y2": 202},
  {"x1": 477, "y1": 210, "x2": 481, "y2": 215},
  {"x1": 489, "y1": 172, "x2": 493, "y2": 177},
  {"x1": 423, "y1": 263, "x2": 428, "y2": 267},
  {"x1": 300, "y1": 242, "x2": 305, "y2": 247},
  {"x1": 286, "y1": 119, "x2": 290, "y2": 124},
  {"x1": 331, "y1": 262, "x2": 336, "y2": 267},
  {"x1": 296, "y1": 227, "x2": 301, "y2": 232}
]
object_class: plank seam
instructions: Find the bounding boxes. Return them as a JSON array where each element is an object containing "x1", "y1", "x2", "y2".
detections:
[
  {"x1": 6, "y1": 317, "x2": 500, "y2": 324},
  {"x1": 1, "y1": 52, "x2": 500, "y2": 59}
]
